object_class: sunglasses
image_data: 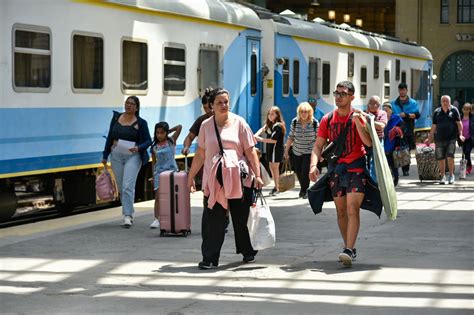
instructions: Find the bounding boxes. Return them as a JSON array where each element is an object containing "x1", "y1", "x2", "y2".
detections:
[{"x1": 333, "y1": 91, "x2": 353, "y2": 98}]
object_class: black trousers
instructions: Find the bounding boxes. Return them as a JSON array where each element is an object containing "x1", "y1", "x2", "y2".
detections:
[
  {"x1": 292, "y1": 153, "x2": 311, "y2": 194},
  {"x1": 201, "y1": 186, "x2": 257, "y2": 265}
]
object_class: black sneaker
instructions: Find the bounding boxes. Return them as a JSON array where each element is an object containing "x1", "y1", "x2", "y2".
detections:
[
  {"x1": 338, "y1": 248, "x2": 356, "y2": 267},
  {"x1": 198, "y1": 261, "x2": 218, "y2": 270},
  {"x1": 243, "y1": 255, "x2": 255, "y2": 263},
  {"x1": 393, "y1": 176, "x2": 399, "y2": 187},
  {"x1": 269, "y1": 188, "x2": 277, "y2": 196}
]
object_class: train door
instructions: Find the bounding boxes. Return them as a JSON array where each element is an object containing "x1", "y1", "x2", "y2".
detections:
[{"x1": 246, "y1": 38, "x2": 261, "y2": 131}]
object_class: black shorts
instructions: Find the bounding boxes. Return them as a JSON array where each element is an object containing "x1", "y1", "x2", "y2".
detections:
[
  {"x1": 329, "y1": 171, "x2": 367, "y2": 197},
  {"x1": 435, "y1": 140, "x2": 456, "y2": 160}
]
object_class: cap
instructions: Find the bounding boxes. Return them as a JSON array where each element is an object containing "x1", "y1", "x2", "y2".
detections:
[
  {"x1": 308, "y1": 97, "x2": 316, "y2": 103},
  {"x1": 382, "y1": 102, "x2": 392, "y2": 109}
]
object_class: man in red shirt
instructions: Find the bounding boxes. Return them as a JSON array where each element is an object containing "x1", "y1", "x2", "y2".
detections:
[{"x1": 309, "y1": 81, "x2": 372, "y2": 267}]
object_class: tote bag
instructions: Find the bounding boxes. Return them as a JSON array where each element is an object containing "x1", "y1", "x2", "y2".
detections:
[
  {"x1": 278, "y1": 161, "x2": 295, "y2": 192},
  {"x1": 96, "y1": 167, "x2": 116, "y2": 201}
]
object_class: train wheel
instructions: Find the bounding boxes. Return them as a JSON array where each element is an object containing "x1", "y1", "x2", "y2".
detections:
[{"x1": 0, "y1": 192, "x2": 18, "y2": 222}]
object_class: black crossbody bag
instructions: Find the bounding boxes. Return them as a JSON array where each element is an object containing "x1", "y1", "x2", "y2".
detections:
[{"x1": 321, "y1": 113, "x2": 353, "y2": 165}]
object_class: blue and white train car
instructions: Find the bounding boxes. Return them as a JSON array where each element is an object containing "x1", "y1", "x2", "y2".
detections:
[
  {"x1": 258, "y1": 12, "x2": 433, "y2": 134},
  {"x1": 0, "y1": 0, "x2": 263, "y2": 219}
]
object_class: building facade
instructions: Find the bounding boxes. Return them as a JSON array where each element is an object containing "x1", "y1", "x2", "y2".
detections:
[{"x1": 396, "y1": 0, "x2": 474, "y2": 108}]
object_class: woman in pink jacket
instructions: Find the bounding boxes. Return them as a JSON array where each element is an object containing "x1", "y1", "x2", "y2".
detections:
[{"x1": 187, "y1": 88, "x2": 263, "y2": 270}]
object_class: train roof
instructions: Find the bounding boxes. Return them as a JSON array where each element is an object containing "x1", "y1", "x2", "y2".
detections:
[
  {"x1": 104, "y1": 0, "x2": 262, "y2": 30},
  {"x1": 244, "y1": 2, "x2": 432, "y2": 61}
]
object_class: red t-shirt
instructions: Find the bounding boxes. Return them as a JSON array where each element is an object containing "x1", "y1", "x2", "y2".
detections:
[{"x1": 318, "y1": 110, "x2": 366, "y2": 170}]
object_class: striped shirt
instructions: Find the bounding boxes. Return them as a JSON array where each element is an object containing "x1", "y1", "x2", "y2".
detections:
[{"x1": 289, "y1": 118, "x2": 318, "y2": 156}]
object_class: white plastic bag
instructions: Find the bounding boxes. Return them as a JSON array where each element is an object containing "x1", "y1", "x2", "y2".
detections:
[
  {"x1": 260, "y1": 164, "x2": 271, "y2": 186},
  {"x1": 459, "y1": 157, "x2": 467, "y2": 179},
  {"x1": 247, "y1": 192, "x2": 275, "y2": 250}
]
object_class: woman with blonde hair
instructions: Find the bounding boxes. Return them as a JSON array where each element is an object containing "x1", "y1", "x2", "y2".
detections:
[
  {"x1": 284, "y1": 102, "x2": 318, "y2": 198},
  {"x1": 255, "y1": 106, "x2": 286, "y2": 196}
]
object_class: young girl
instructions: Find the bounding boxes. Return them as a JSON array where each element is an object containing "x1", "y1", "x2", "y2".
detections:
[
  {"x1": 255, "y1": 106, "x2": 286, "y2": 196},
  {"x1": 150, "y1": 122, "x2": 182, "y2": 229}
]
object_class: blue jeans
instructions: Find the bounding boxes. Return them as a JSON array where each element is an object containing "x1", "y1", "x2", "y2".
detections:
[{"x1": 110, "y1": 150, "x2": 142, "y2": 216}]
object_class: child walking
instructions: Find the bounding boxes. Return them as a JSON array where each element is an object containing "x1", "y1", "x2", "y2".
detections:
[{"x1": 150, "y1": 122, "x2": 182, "y2": 229}]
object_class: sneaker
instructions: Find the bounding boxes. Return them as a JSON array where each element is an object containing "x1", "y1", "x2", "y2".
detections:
[
  {"x1": 243, "y1": 255, "x2": 255, "y2": 263},
  {"x1": 393, "y1": 176, "x2": 399, "y2": 187},
  {"x1": 149, "y1": 218, "x2": 160, "y2": 229},
  {"x1": 337, "y1": 248, "x2": 357, "y2": 262},
  {"x1": 122, "y1": 215, "x2": 133, "y2": 228},
  {"x1": 338, "y1": 248, "x2": 355, "y2": 267},
  {"x1": 448, "y1": 174, "x2": 455, "y2": 184},
  {"x1": 439, "y1": 175, "x2": 447, "y2": 185},
  {"x1": 467, "y1": 166, "x2": 472, "y2": 174},
  {"x1": 198, "y1": 261, "x2": 218, "y2": 270},
  {"x1": 269, "y1": 188, "x2": 277, "y2": 196}
]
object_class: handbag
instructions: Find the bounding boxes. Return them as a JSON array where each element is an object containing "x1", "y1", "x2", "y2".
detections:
[
  {"x1": 95, "y1": 167, "x2": 117, "y2": 201},
  {"x1": 213, "y1": 117, "x2": 244, "y2": 199},
  {"x1": 278, "y1": 161, "x2": 295, "y2": 192},
  {"x1": 392, "y1": 138, "x2": 411, "y2": 168},
  {"x1": 247, "y1": 191, "x2": 276, "y2": 250}
]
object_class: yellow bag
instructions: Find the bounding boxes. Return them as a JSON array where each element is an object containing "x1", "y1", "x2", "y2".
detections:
[{"x1": 278, "y1": 161, "x2": 295, "y2": 192}]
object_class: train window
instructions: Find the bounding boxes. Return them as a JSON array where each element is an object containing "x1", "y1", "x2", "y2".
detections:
[
  {"x1": 360, "y1": 66, "x2": 367, "y2": 98},
  {"x1": 373, "y1": 56, "x2": 379, "y2": 79},
  {"x1": 308, "y1": 58, "x2": 318, "y2": 96},
  {"x1": 293, "y1": 59, "x2": 300, "y2": 95},
  {"x1": 163, "y1": 44, "x2": 186, "y2": 95},
  {"x1": 198, "y1": 45, "x2": 220, "y2": 94},
  {"x1": 384, "y1": 69, "x2": 390, "y2": 99},
  {"x1": 122, "y1": 39, "x2": 148, "y2": 94},
  {"x1": 282, "y1": 58, "x2": 290, "y2": 96},
  {"x1": 441, "y1": 0, "x2": 449, "y2": 24},
  {"x1": 411, "y1": 69, "x2": 429, "y2": 100},
  {"x1": 72, "y1": 33, "x2": 104, "y2": 92},
  {"x1": 348, "y1": 52, "x2": 354, "y2": 77},
  {"x1": 396, "y1": 59, "x2": 401, "y2": 81},
  {"x1": 13, "y1": 24, "x2": 51, "y2": 92},
  {"x1": 322, "y1": 62, "x2": 330, "y2": 95},
  {"x1": 457, "y1": 0, "x2": 474, "y2": 23},
  {"x1": 401, "y1": 71, "x2": 407, "y2": 83},
  {"x1": 251, "y1": 53, "x2": 257, "y2": 96}
]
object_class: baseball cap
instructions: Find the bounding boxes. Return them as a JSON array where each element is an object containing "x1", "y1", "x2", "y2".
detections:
[{"x1": 308, "y1": 97, "x2": 316, "y2": 103}]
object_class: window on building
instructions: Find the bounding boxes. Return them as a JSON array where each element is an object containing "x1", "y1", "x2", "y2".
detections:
[
  {"x1": 282, "y1": 57, "x2": 290, "y2": 95},
  {"x1": 458, "y1": 0, "x2": 474, "y2": 23},
  {"x1": 293, "y1": 59, "x2": 300, "y2": 95},
  {"x1": 411, "y1": 69, "x2": 429, "y2": 100},
  {"x1": 322, "y1": 62, "x2": 330, "y2": 95},
  {"x1": 360, "y1": 66, "x2": 367, "y2": 98},
  {"x1": 73, "y1": 33, "x2": 104, "y2": 91},
  {"x1": 308, "y1": 58, "x2": 318, "y2": 96},
  {"x1": 13, "y1": 25, "x2": 51, "y2": 91},
  {"x1": 373, "y1": 56, "x2": 379, "y2": 79},
  {"x1": 198, "y1": 46, "x2": 220, "y2": 94},
  {"x1": 122, "y1": 39, "x2": 148, "y2": 93},
  {"x1": 348, "y1": 52, "x2": 354, "y2": 77},
  {"x1": 384, "y1": 69, "x2": 390, "y2": 99},
  {"x1": 163, "y1": 44, "x2": 186, "y2": 94},
  {"x1": 251, "y1": 53, "x2": 257, "y2": 96},
  {"x1": 441, "y1": 0, "x2": 449, "y2": 23},
  {"x1": 396, "y1": 59, "x2": 401, "y2": 81},
  {"x1": 401, "y1": 71, "x2": 407, "y2": 83}
]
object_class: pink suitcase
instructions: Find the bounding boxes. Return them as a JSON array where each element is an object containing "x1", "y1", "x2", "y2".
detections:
[{"x1": 158, "y1": 170, "x2": 191, "y2": 237}]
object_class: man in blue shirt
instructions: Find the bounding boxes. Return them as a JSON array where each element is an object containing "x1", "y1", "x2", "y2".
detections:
[
  {"x1": 309, "y1": 97, "x2": 324, "y2": 123},
  {"x1": 391, "y1": 83, "x2": 420, "y2": 176}
]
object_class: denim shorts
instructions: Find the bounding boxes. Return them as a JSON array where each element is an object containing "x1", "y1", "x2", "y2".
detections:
[{"x1": 435, "y1": 140, "x2": 456, "y2": 160}]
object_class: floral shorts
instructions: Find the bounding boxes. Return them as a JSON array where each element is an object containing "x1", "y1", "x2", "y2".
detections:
[{"x1": 329, "y1": 171, "x2": 367, "y2": 197}]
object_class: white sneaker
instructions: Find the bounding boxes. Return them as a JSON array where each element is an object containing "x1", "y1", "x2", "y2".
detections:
[
  {"x1": 448, "y1": 174, "x2": 455, "y2": 184},
  {"x1": 150, "y1": 218, "x2": 160, "y2": 229},
  {"x1": 122, "y1": 215, "x2": 133, "y2": 228},
  {"x1": 439, "y1": 175, "x2": 447, "y2": 185}
]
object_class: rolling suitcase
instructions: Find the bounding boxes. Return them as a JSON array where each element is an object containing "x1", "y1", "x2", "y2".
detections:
[
  {"x1": 415, "y1": 143, "x2": 440, "y2": 182},
  {"x1": 158, "y1": 169, "x2": 191, "y2": 237}
]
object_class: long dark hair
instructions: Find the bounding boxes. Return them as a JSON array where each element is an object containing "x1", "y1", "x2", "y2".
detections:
[
  {"x1": 127, "y1": 96, "x2": 140, "y2": 117},
  {"x1": 152, "y1": 121, "x2": 173, "y2": 147},
  {"x1": 202, "y1": 87, "x2": 213, "y2": 105},
  {"x1": 265, "y1": 106, "x2": 286, "y2": 136}
]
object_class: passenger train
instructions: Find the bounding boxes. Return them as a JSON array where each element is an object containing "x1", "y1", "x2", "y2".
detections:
[{"x1": 0, "y1": 0, "x2": 433, "y2": 220}]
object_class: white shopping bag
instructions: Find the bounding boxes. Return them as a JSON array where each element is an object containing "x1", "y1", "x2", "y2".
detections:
[
  {"x1": 247, "y1": 191, "x2": 276, "y2": 250},
  {"x1": 260, "y1": 164, "x2": 271, "y2": 187},
  {"x1": 459, "y1": 156, "x2": 467, "y2": 179}
]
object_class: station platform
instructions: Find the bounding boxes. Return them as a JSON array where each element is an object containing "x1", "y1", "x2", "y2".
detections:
[{"x1": 1, "y1": 164, "x2": 473, "y2": 314}]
